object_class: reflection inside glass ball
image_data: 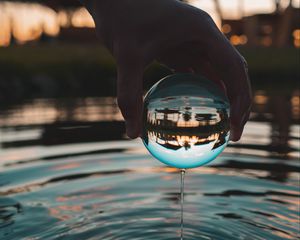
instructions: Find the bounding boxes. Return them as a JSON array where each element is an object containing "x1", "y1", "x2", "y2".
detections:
[{"x1": 142, "y1": 74, "x2": 230, "y2": 169}]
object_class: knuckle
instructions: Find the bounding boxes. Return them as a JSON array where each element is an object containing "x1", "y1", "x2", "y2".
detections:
[
  {"x1": 243, "y1": 59, "x2": 248, "y2": 68},
  {"x1": 196, "y1": 9, "x2": 214, "y2": 23},
  {"x1": 243, "y1": 60, "x2": 249, "y2": 73},
  {"x1": 117, "y1": 95, "x2": 131, "y2": 110},
  {"x1": 239, "y1": 56, "x2": 249, "y2": 73},
  {"x1": 230, "y1": 115, "x2": 241, "y2": 127},
  {"x1": 117, "y1": 95, "x2": 137, "y2": 118},
  {"x1": 245, "y1": 93, "x2": 253, "y2": 110}
]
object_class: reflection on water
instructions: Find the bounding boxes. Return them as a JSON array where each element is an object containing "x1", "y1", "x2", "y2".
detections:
[
  {"x1": 0, "y1": 97, "x2": 125, "y2": 147},
  {"x1": 0, "y1": 97, "x2": 122, "y2": 126},
  {"x1": 251, "y1": 90, "x2": 299, "y2": 155},
  {"x1": 0, "y1": 147, "x2": 299, "y2": 239},
  {"x1": 0, "y1": 92, "x2": 299, "y2": 240}
]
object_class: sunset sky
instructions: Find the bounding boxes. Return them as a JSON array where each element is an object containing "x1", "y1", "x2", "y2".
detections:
[{"x1": 0, "y1": 0, "x2": 299, "y2": 46}]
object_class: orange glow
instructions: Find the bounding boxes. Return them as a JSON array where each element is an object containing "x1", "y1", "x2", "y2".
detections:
[
  {"x1": 161, "y1": 175, "x2": 174, "y2": 180},
  {"x1": 0, "y1": 2, "x2": 60, "y2": 46},
  {"x1": 293, "y1": 29, "x2": 300, "y2": 39},
  {"x1": 176, "y1": 135, "x2": 199, "y2": 147},
  {"x1": 262, "y1": 25, "x2": 273, "y2": 34},
  {"x1": 192, "y1": 0, "x2": 278, "y2": 24},
  {"x1": 177, "y1": 120, "x2": 200, "y2": 127},
  {"x1": 230, "y1": 35, "x2": 240, "y2": 45},
  {"x1": 293, "y1": 29, "x2": 300, "y2": 47},
  {"x1": 58, "y1": 205, "x2": 82, "y2": 212},
  {"x1": 164, "y1": 167, "x2": 180, "y2": 173},
  {"x1": 222, "y1": 24, "x2": 232, "y2": 33},
  {"x1": 1, "y1": 2, "x2": 300, "y2": 47},
  {"x1": 57, "y1": 11, "x2": 69, "y2": 27},
  {"x1": 56, "y1": 192, "x2": 111, "y2": 203},
  {"x1": 0, "y1": 13, "x2": 11, "y2": 47},
  {"x1": 271, "y1": 231, "x2": 295, "y2": 239},
  {"x1": 271, "y1": 211, "x2": 300, "y2": 224},
  {"x1": 261, "y1": 36, "x2": 272, "y2": 46},
  {"x1": 294, "y1": 39, "x2": 300, "y2": 48},
  {"x1": 230, "y1": 35, "x2": 248, "y2": 45},
  {"x1": 291, "y1": 92, "x2": 300, "y2": 118},
  {"x1": 48, "y1": 203, "x2": 89, "y2": 221},
  {"x1": 72, "y1": 7, "x2": 95, "y2": 28},
  {"x1": 291, "y1": 96, "x2": 300, "y2": 106},
  {"x1": 239, "y1": 35, "x2": 248, "y2": 44},
  {"x1": 254, "y1": 91, "x2": 268, "y2": 104},
  {"x1": 0, "y1": 3, "x2": 96, "y2": 46},
  {"x1": 53, "y1": 163, "x2": 81, "y2": 171},
  {"x1": 0, "y1": 98, "x2": 122, "y2": 127}
]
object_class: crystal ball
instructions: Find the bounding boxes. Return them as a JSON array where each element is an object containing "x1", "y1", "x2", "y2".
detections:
[{"x1": 142, "y1": 73, "x2": 230, "y2": 169}]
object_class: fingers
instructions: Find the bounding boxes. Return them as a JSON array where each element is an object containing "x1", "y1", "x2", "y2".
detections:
[
  {"x1": 193, "y1": 57, "x2": 251, "y2": 141},
  {"x1": 221, "y1": 60, "x2": 252, "y2": 142},
  {"x1": 226, "y1": 60, "x2": 252, "y2": 142},
  {"x1": 157, "y1": 41, "x2": 227, "y2": 92},
  {"x1": 229, "y1": 94, "x2": 252, "y2": 141},
  {"x1": 194, "y1": 60, "x2": 226, "y2": 93},
  {"x1": 197, "y1": 51, "x2": 252, "y2": 142},
  {"x1": 117, "y1": 53, "x2": 144, "y2": 139},
  {"x1": 200, "y1": 50, "x2": 252, "y2": 142},
  {"x1": 193, "y1": 18, "x2": 252, "y2": 141},
  {"x1": 158, "y1": 41, "x2": 252, "y2": 142}
]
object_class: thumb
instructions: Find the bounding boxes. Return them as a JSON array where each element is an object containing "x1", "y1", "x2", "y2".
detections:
[{"x1": 117, "y1": 55, "x2": 144, "y2": 139}]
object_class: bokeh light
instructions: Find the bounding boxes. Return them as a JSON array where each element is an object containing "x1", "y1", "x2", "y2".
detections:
[{"x1": 0, "y1": 0, "x2": 299, "y2": 47}]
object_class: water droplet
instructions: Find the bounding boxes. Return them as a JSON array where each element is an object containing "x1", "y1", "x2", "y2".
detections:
[{"x1": 142, "y1": 74, "x2": 230, "y2": 169}]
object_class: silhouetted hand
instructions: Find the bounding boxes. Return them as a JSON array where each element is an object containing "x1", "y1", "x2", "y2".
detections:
[{"x1": 82, "y1": 0, "x2": 252, "y2": 141}]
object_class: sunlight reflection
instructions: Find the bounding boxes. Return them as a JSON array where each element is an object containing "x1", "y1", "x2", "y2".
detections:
[
  {"x1": 72, "y1": 7, "x2": 95, "y2": 28},
  {"x1": 254, "y1": 91, "x2": 269, "y2": 105},
  {"x1": 52, "y1": 163, "x2": 81, "y2": 171},
  {"x1": 0, "y1": 2, "x2": 95, "y2": 46},
  {"x1": 57, "y1": 11, "x2": 69, "y2": 27},
  {"x1": 0, "y1": 2, "x2": 59, "y2": 45},
  {"x1": 0, "y1": 97, "x2": 122, "y2": 127},
  {"x1": 2, "y1": 1, "x2": 299, "y2": 46}
]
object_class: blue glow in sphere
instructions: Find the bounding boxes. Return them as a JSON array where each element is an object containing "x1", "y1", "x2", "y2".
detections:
[{"x1": 142, "y1": 73, "x2": 230, "y2": 169}]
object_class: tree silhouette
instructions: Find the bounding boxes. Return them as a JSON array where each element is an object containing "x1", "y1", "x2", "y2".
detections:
[{"x1": 4, "y1": 0, "x2": 81, "y2": 11}]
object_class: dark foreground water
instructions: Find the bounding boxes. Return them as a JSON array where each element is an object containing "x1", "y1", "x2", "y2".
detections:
[{"x1": 0, "y1": 95, "x2": 299, "y2": 240}]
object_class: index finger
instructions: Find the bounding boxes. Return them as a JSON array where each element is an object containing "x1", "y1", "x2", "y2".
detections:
[{"x1": 195, "y1": 13, "x2": 252, "y2": 141}]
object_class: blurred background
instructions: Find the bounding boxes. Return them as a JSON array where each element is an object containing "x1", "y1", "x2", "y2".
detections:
[
  {"x1": 0, "y1": 0, "x2": 299, "y2": 152},
  {"x1": 0, "y1": 1, "x2": 299, "y2": 239}
]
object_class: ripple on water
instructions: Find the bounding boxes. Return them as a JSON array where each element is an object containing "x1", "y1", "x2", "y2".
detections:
[
  {"x1": 0, "y1": 197, "x2": 22, "y2": 238},
  {"x1": 0, "y1": 142, "x2": 299, "y2": 240}
]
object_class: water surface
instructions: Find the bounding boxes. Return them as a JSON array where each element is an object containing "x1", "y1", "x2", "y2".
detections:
[{"x1": 0, "y1": 95, "x2": 299, "y2": 240}]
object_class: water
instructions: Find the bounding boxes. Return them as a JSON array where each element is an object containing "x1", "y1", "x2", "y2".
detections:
[
  {"x1": 180, "y1": 169, "x2": 186, "y2": 240},
  {"x1": 142, "y1": 74, "x2": 230, "y2": 239},
  {"x1": 0, "y1": 94, "x2": 300, "y2": 240},
  {"x1": 142, "y1": 74, "x2": 230, "y2": 169}
]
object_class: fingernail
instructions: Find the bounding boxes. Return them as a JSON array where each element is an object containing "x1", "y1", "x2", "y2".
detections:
[
  {"x1": 229, "y1": 135, "x2": 235, "y2": 142},
  {"x1": 125, "y1": 121, "x2": 140, "y2": 139},
  {"x1": 229, "y1": 129, "x2": 241, "y2": 142}
]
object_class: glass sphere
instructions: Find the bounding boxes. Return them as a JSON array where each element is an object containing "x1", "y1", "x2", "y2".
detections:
[{"x1": 142, "y1": 73, "x2": 230, "y2": 169}]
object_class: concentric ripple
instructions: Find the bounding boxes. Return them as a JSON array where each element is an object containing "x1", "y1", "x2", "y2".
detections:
[{"x1": 0, "y1": 139, "x2": 299, "y2": 240}]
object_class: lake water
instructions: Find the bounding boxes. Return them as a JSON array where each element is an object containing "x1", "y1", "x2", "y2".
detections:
[{"x1": 0, "y1": 93, "x2": 299, "y2": 240}]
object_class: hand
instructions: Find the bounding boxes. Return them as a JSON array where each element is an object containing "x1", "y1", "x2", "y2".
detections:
[{"x1": 84, "y1": 0, "x2": 252, "y2": 141}]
